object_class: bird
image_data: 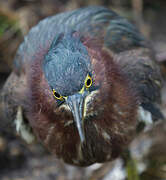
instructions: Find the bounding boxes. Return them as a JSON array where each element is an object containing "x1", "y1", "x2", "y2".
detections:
[{"x1": 0, "y1": 6, "x2": 163, "y2": 166}]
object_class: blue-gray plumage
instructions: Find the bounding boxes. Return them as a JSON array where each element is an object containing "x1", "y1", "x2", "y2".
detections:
[
  {"x1": 43, "y1": 32, "x2": 91, "y2": 96},
  {"x1": 1, "y1": 6, "x2": 163, "y2": 166}
]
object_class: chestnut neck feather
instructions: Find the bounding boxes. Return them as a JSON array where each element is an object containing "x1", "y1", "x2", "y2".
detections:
[{"x1": 26, "y1": 36, "x2": 139, "y2": 165}]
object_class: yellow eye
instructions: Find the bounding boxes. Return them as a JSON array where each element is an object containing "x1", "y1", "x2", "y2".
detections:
[
  {"x1": 52, "y1": 89, "x2": 64, "y2": 100},
  {"x1": 85, "y1": 75, "x2": 92, "y2": 88}
]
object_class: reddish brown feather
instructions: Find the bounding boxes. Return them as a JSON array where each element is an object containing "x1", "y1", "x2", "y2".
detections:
[{"x1": 25, "y1": 37, "x2": 139, "y2": 165}]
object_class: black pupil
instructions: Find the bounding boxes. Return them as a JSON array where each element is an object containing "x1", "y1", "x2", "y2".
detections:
[
  {"x1": 54, "y1": 91, "x2": 61, "y2": 98},
  {"x1": 87, "y1": 78, "x2": 91, "y2": 86}
]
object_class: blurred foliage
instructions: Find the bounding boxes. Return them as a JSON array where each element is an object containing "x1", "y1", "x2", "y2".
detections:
[
  {"x1": 0, "y1": 14, "x2": 18, "y2": 37},
  {"x1": 0, "y1": 9, "x2": 22, "y2": 73},
  {"x1": 126, "y1": 155, "x2": 140, "y2": 180}
]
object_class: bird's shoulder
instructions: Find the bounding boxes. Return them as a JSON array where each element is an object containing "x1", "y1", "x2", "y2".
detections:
[{"x1": 111, "y1": 47, "x2": 163, "y2": 121}]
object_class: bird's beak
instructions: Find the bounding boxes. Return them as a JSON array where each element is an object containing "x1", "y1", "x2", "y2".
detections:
[{"x1": 66, "y1": 93, "x2": 85, "y2": 143}]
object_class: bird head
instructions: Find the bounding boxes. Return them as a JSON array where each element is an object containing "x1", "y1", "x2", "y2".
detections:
[{"x1": 28, "y1": 31, "x2": 138, "y2": 166}]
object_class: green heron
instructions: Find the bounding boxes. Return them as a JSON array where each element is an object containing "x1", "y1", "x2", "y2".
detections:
[{"x1": 0, "y1": 6, "x2": 163, "y2": 166}]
